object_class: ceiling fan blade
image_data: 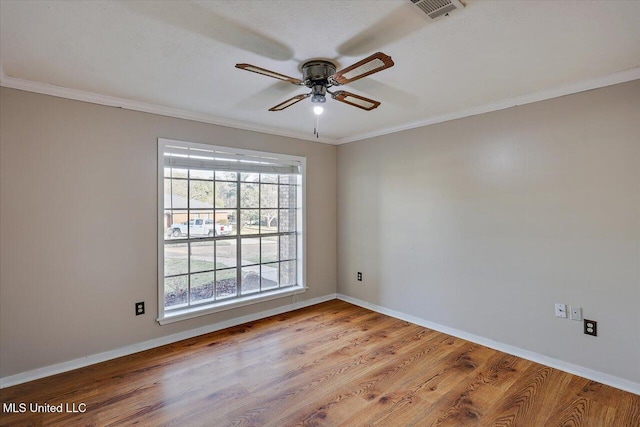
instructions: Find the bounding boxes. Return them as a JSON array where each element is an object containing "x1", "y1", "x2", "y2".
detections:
[
  {"x1": 330, "y1": 52, "x2": 394, "y2": 85},
  {"x1": 269, "y1": 94, "x2": 310, "y2": 111},
  {"x1": 337, "y1": 6, "x2": 423, "y2": 57},
  {"x1": 331, "y1": 91, "x2": 381, "y2": 111},
  {"x1": 236, "y1": 64, "x2": 303, "y2": 85},
  {"x1": 123, "y1": 2, "x2": 294, "y2": 61}
]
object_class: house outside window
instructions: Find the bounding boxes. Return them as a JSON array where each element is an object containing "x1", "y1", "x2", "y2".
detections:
[{"x1": 157, "y1": 138, "x2": 306, "y2": 324}]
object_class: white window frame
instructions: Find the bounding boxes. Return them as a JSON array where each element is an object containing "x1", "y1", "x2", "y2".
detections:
[{"x1": 157, "y1": 138, "x2": 306, "y2": 325}]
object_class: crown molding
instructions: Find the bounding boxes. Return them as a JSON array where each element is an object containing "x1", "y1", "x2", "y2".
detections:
[
  {"x1": 337, "y1": 66, "x2": 640, "y2": 144},
  {"x1": 0, "y1": 70, "x2": 338, "y2": 145},
  {"x1": 2, "y1": 64, "x2": 638, "y2": 146}
]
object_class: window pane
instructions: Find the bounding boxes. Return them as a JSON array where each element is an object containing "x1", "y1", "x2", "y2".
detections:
[
  {"x1": 165, "y1": 243, "x2": 188, "y2": 276},
  {"x1": 279, "y1": 209, "x2": 295, "y2": 232},
  {"x1": 262, "y1": 236, "x2": 278, "y2": 263},
  {"x1": 216, "y1": 239, "x2": 237, "y2": 269},
  {"x1": 279, "y1": 184, "x2": 296, "y2": 208},
  {"x1": 215, "y1": 171, "x2": 237, "y2": 181},
  {"x1": 280, "y1": 235, "x2": 296, "y2": 261},
  {"x1": 262, "y1": 263, "x2": 279, "y2": 290},
  {"x1": 165, "y1": 178, "x2": 188, "y2": 209},
  {"x1": 240, "y1": 173, "x2": 259, "y2": 182},
  {"x1": 165, "y1": 168, "x2": 188, "y2": 178},
  {"x1": 279, "y1": 174, "x2": 292, "y2": 184},
  {"x1": 260, "y1": 184, "x2": 278, "y2": 208},
  {"x1": 241, "y1": 209, "x2": 259, "y2": 235},
  {"x1": 164, "y1": 210, "x2": 188, "y2": 240},
  {"x1": 165, "y1": 276, "x2": 188, "y2": 307},
  {"x1": 191, "y1": 272, "x2": 215, "y2": 303},
  {"x1": 215, "y1": 181, "x2": 237, "y2": 208},
  {"x1": 216, "y1": 268, "x2": 237, "y2": 299},
  {"x1": 241, "y1": 266, "x2": 261, "y2": 295},
  {"x1": 240, "y1": 183, "x2": 258, "y2": 208},
  {"x1": 215, "y1": 209, "x2": 237, "y2": 236},
  {"x1": 190, "y1": 169, "x2": 213, "y2": 180},
  {"x1": 189, "y1": 180, "x2": 213, "y2": 209},
  {"x1": 190, "y1": 241, "x2": 215, "y2": 273},
  {"x1": 261, "y1": 209, "x2": 278, "y2": 233},
  {"x1": 188, "y1": 211, "x2": 215, "y2": 238},
  {"x1": 280, "y1": 260, "x2": 296, "y2": 286},
  {"x1": 241, "y1": 238, "x2": 260, "y2": 266},
  {"x1": 261, "y1": 173, "x2": 278, "y2": 183}
]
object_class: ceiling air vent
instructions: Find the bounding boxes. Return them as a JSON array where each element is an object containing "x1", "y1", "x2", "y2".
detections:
[{"x1": 410, "y1": 0, "x2": 465, "y2": 20}]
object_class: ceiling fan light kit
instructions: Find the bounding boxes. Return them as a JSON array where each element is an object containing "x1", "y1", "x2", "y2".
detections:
[{"x1": 235, "y1": 51, "x2": 395, "y2": 113}]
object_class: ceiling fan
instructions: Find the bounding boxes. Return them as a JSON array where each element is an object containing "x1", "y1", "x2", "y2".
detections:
[{"x1": 235, "y1": 52, "x2": 395, "y2": 112}]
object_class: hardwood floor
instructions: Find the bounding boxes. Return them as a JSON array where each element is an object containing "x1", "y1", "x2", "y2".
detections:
[{"x1": 1, "y1": 300, "x2": 638, "y2": 426}]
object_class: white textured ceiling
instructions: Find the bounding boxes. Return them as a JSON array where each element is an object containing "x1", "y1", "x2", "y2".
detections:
[{"x1": 1, "y1": 0, "x2": 639, "y2": 144}]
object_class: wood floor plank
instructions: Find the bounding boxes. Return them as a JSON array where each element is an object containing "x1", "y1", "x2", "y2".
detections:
[
  {"x1": 613, "y1": 393, "x2": 640, "y2": 426},
  {"x1": 224, "y1": 315, "x2": 417, "y2": 425},
  {"x1": 482, "y1": 365, "x2": 567, "y2": 426},
  {"x1": 1, "y1": 300, "x2": 637, "y2": 426},
  {"x1": 393, "y1": 348, "x2": 524, "y2": 426},
  {"x1": 274, "y1": 328, "x2": 455, "y2": 426}
]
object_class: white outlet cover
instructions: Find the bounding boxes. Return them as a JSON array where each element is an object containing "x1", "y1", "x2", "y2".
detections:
[
  {"x1": 570, "y1": 306, "x2": 582, "y2": 321},
  {"x1": 555, "y1": 303, "x2": 567, "y2": 318}
]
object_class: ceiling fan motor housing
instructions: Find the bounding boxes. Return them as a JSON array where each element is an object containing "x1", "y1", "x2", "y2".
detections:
[
  {"x1": 302, "y1": 60, "x2": 337, "y2": 84},
  {"x1": 302, "y1": 60, "x2": 336, "y2": 103}
]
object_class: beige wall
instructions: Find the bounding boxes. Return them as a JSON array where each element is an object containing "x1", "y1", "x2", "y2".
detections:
[
  {"x1": 0, "y1": 87, "x2": 337, "y2": 377},
  {"x1": 337, "y1": 80, "x2": 640, "y2": 384}
]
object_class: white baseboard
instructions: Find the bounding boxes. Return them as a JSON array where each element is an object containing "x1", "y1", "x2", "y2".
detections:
[
  {"x1": 0, "y1": 293, "x2": 337, "y2": 389},
  {"x1": 337, "y1": 294, "x2": 640, "y2": 396},
  {"x1": 4, "y1": 292, "x2": 637, "y2": 396}
]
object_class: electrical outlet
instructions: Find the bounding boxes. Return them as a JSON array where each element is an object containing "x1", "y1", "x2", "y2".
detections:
[
  {"x1": 135, "y1": 301, "x2": 145, "y2": 316},
  {"x1": 554, "y1": 303, "x2": 567, "y2": 318},
  {"x1": 569, "y1": 306, "x2": 582, "y2": 321},
  {"x1": 584, "y1": 319, "x2": 597, "y2": 336},
  {"x1": 357, "y1": 272, "x2": 362, "y2": 282}
]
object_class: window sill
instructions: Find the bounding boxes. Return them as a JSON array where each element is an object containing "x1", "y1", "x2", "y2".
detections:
[{"x1": 157, "y1": 286, "x2": 307, "y2": 325}]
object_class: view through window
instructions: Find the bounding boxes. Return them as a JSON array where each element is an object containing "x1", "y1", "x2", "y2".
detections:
[{"x1": 158, "y1": 139, "x2": 305, "y2": 322}]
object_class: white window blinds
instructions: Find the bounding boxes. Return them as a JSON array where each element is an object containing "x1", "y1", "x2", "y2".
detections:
[{"x1": 162, "y1": 141, "x2": 301, "y2": 175}]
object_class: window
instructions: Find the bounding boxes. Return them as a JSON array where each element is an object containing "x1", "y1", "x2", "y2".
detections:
[{"x1": 158, "y1": 138, "x2": 305, "y2": 324}]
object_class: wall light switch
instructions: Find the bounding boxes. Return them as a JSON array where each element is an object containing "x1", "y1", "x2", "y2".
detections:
[
  {"x1": 555, "y1": 303, "x2": 567, "y2": 318},
  {"x1": 569, "y1": 306, "x2": 582, "y2": 321}
]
